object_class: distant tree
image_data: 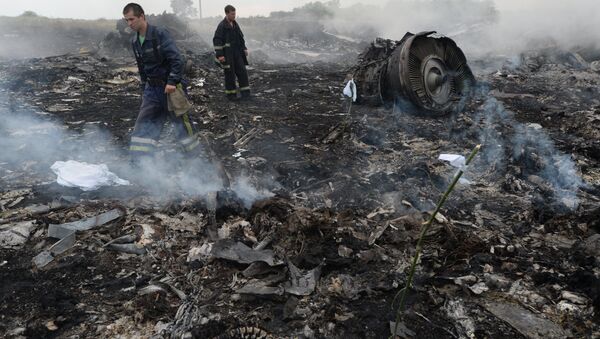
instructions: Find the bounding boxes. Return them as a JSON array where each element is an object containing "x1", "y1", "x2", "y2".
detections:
[
  {"x1": 170, "y1": 0, "x2": 197, "y2": 18},
  {"x1": 301, "y1": 2, "x2": 334, "y2": 20},
  {"x1": 270, "y1": 1, "x2": 340, "y2": 20},
  {"x1": 20, "y1": 11, "x2": 38, "y2": 17},
  {"x1": 325, "y1": 0, "x2": 341, "y2": 9}
]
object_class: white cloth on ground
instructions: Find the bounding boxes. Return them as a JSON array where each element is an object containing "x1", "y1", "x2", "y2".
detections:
[
  {"x1": 343, "y1": 79, "x2": 357, "y2": 102},
  {"x1": 51, "y1": 160, "x2": 130, "y2": 191}
]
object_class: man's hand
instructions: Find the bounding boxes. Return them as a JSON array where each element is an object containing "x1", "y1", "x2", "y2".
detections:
[
  {"x1": 244, "y1": 49, "x2": 249, "y2": 57},
  {"x1": 218, "y1": 56, "x2": 226, "y2": 62},
  {"x1": 165, "y1": 84, "x2": 176, "y2": 94}
]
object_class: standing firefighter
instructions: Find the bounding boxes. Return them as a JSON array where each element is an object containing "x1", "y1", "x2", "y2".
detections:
[
  {"x1": 213, "y1": 5, "x2": 251, "y2": 100},
  {"x1": 123, "y1": 3, "x2": 200, "y2": 161}
]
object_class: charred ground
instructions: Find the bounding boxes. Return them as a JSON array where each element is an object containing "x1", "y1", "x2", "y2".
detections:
[{"x1": 1, "y1": 17, "x2": 599, "y2": 339}]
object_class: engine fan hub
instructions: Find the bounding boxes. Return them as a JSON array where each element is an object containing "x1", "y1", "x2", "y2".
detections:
[
  {"x1": 422, "y1": 56, "x2": 451, "y2": 105},
  {"x1": 352, "y1": 32, "x2": 475, "y2": 114}
]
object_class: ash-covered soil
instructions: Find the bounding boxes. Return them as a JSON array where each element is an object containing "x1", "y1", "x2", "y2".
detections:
[{"x1": 0, "y1": 33, "x2": 599, "y2": 339}]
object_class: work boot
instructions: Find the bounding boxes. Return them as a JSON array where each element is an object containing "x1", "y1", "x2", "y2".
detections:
[
  {"x1": 240, "y1": 91, "x2": 251, "y2": 101},
  {"x1": 129, "y1": 154, "x2": 152, "y2": 170},
  {"x1": 226, "y1": 94, "x2": 239, "y2": 102}
]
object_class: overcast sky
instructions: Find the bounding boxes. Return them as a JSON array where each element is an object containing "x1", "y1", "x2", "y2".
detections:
[
  {"x1": 0, "y1": 0, "x2": 533, "y2": 19},
  {"x1": 0, "y1": 0, "x2": 364, "y2": 19}
]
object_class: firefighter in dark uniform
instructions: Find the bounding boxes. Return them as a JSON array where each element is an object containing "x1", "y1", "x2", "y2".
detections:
[
  {"x1": 123, "y1": 3, "x2": 199, "y2": 160},
  {"x1": 213, "y1": 5, "x2": 250, "y2": 100}
]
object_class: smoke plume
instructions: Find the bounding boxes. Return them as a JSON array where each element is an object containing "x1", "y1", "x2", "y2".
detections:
[
  {"x1": 323, "y1": 0, "x2": 600, "y2": 58},
  {"x1": 0, "y1": 90, "x2": 272, "y2": 205},
  {"x1": 473, "y1": 94, "x2": 583, "y2": 208}
]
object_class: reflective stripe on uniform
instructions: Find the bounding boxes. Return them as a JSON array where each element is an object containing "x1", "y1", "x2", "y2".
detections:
[
  {"x1": 214, "y1": 43, "x2": 230, "y2": 49},
  {"x1": 239, "y1": 86, "x2": 250, "y2": 91},
  {"x1": 182, "y1": 114, "x2": 194, "y2": 136},
  {"x1": 179, "y1": 133, "x2": 200, "y2": 151},
  {"x1": 215, "y1": 57, "x2": 231, "y2": 69},
  {"x1": 180, "y1": 134, "x2": 198, "y2": 146},
  {"x1": 129, "y1": 145, "x2": 154, "y2": 152},
  {"x1": 183, "y1": 138, "x2": 200, "y2": 151},
  {"x1": 225, "y1": 89, "x2": 238, "y2": 94},
  {"x1": 131, "y1": 137, "x2": 158, "y2": 146}
]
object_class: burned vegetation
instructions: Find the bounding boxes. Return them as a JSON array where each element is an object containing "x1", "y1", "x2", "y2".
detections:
[{"x1": 1, "y1": 10, "x2": 600, "y2": 339}]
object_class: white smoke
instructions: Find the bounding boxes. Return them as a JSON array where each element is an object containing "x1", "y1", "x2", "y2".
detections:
[
  {"x1": 0, "y1": 91, "x2": 272, "y2": 206},
  {"x1": 474, "y1": 95, "x2": 584, "y2": 208},
  {"x1": 231, "y1": 175, "x2": 276, "y2": 208},
  {"x1": 322, "y1": 0, "x2": 600, "y2": 58}
]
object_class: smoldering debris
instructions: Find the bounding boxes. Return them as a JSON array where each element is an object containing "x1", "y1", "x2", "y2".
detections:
[
  {"x1": 1, "y1": 13, "x2": 600, "y2": 339},
  {"x1": 474, "y1": 96, "x2": 585, "y2": 209}
]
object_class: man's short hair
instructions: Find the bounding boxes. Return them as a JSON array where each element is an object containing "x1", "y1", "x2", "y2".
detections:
[
  {"x1": 225, "y1": 5, "x2": 236, "y2": 14},
  {"x1": 123, "y1": 3, "x2": 145, "y2": 17}
]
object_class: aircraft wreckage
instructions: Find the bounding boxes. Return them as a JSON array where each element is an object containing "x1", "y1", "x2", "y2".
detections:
[{"x1": 353, "y1": 31, "x2": 475, "y2": 113}]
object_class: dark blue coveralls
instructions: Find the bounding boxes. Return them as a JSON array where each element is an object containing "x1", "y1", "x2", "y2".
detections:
[
  {"x1": 129, "y1": 24, "x2": 199, "y2": 158},
  {"x1": 213, "y1": 18, "x2": 250, "y2": 99}
]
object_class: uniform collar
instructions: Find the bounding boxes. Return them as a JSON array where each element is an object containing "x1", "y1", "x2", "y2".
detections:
[
  {"x1": 136, "y1": 24, "x2": 156, "y2": 42},
  {"x1": 223, "y1": 17, "x2": 236, "y2": 29}
]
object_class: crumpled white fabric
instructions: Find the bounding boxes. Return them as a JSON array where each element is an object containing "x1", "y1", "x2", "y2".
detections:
[
  {"x1": 51, "y1": 160, "x2": 130, "y2": 191},
  {"x1": 343, "y1": 79, "x2": 357, "y2": 102},
  {"x1": 439, "y1": 154, "x2": 471, "y2": 185},
  {"x1": 438, "y1": 154, "x2": 466, "y2": 168}
]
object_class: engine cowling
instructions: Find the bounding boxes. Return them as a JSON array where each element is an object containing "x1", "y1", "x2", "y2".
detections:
[{"x1": 353, "y1": 31, "x2": 475, "y2": 114}]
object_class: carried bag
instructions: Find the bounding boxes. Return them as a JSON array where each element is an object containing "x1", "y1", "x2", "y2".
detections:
[{"x1": 168, "y1": 84, "x2": 192, "y2": 117}]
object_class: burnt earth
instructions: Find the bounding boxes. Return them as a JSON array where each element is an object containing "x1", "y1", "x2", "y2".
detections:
[{"x1": 0, "y1": 42, "x2": 599, "y2": 339}]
